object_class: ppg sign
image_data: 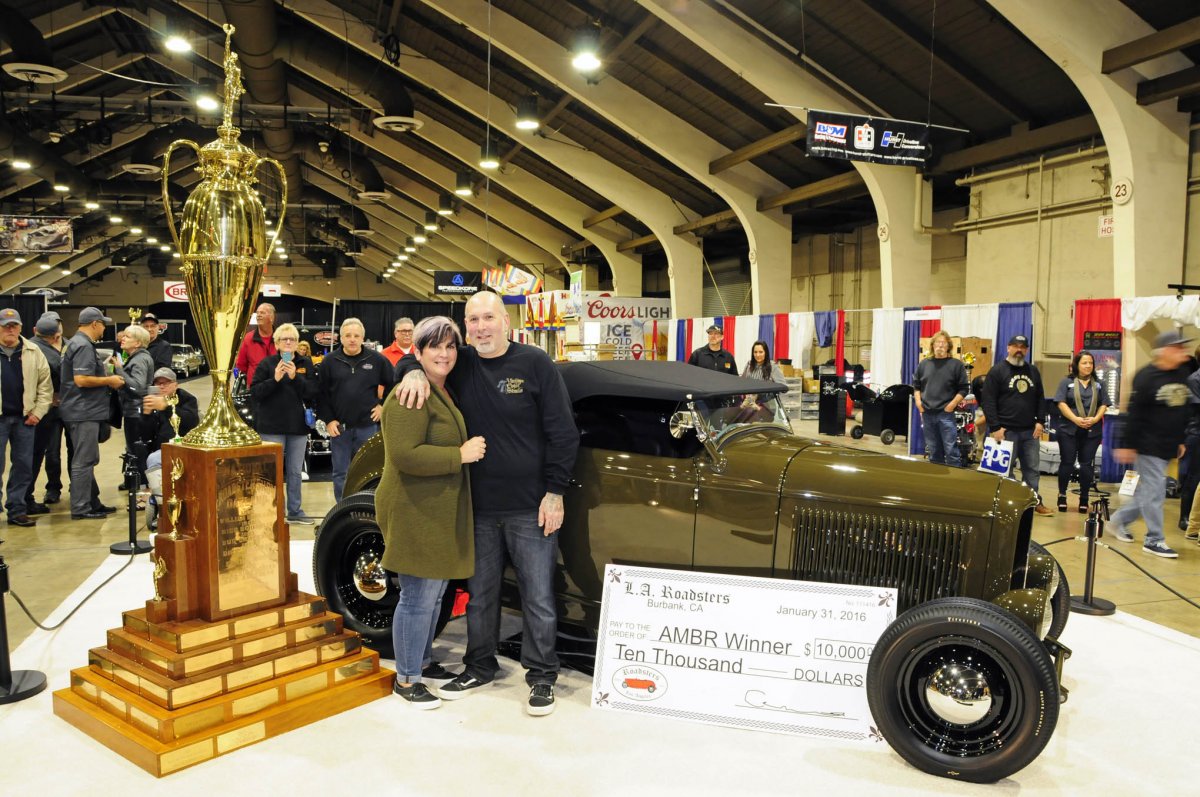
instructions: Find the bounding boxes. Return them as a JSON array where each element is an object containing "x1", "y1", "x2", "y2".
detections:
[{"x1": 978, "y1": 439, "x2": 1012, "y2": 476}]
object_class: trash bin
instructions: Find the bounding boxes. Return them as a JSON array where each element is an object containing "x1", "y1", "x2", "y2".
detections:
[{"x1": 850, "y1": 384, "x2": 913, "y2": 445}]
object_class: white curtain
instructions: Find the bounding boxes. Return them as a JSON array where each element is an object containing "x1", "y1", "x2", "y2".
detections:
[
  {"x1": 1122, "y1": 296, "x2": 1200, "y2": 330},
  {"x1": 668, "y1": 322, "x2": 680, "y2": 361},
  {"x1": 789, "y1": 312, "x2": 815, "y2": 373},
  {"x1": 870, "y1": 307, "x2": 906, "y2": 388},
  {"x1": 940, "y1": 303, "x2": 1001, "y2": 343},
  {"x1": 734, "y1": 314, "x2": 757, "y2": 372}
]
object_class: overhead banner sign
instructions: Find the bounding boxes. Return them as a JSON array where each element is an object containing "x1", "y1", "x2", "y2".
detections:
[
  {"x1": 0, "y1": 215, "x2": 74, "y2": 253},
  {"x1": 483, "y1": 263, "x2": 543, "y2": 296},
  {"x1": 164, "y1": 280, "x2": 189, "y2": 302},
  {"x1": 434, "y1": 271, "x2": 481, "y2": 295},
  {"x1": 262, "y1": 283, "x2": 282, "y2": 297},
  {"x1": 592, "y1": 565, "x2": 896, "y2": 743},
  {"x1": 806, "y1": 110, "x2": 931, "y2": 167}
]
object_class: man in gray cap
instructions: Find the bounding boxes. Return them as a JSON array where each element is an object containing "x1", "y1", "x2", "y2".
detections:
[
  {"x1": 60, "y1": 307, "x2": 124, "y2": 520},
  {"x1": 1109, "y1": 329, "x2": 1195, "y2": 559},
  {"x1": 0, "y1": 308, "x2": 52, "y2": 527},
  {"x1": 141, "y1": 312, "x2": 173, "y2": 373},
  {"x1": 687, "y1": 324, "x2": 737, "y2": 373},
  {"x1": 27, "y1": 313, "x2": 66, "y2": 511}
]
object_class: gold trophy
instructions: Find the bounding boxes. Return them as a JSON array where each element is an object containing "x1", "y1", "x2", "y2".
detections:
[
  {"x1": 54, "y1": 24, "x2": 393, "y2": 776},
  {"x1": 161, "y1": 23, "x2": 285, "y2": 449}
]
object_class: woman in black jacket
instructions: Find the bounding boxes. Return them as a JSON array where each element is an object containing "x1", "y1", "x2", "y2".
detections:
[
  {"x1": 252, "y1": 323, "x2": 318, "y2": 525},
  {"x1": 114, "y1": 324, "x2": 155, "y2": 482}
]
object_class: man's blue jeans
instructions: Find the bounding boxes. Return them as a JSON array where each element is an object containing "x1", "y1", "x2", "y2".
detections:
[
  {"x1": 462, "y1": 512, "x2": 560, "y2": 686},
  {"x1": 1000, "y1": 427, "x2": 1043, "y2": 498},
  {"x1": 1110, "y1": 453, "x2": 1168, "y2": 545},
  {"x1": 0, "y1": 415, "x2": 35, "y2": 518},
  {"x1": 921, "y1": 409, "x2": 961, "y2": 467},
  {"x1": 261, "y1": 433, "x2": 307, "y2": 517},
  {"x1": 329, "y1": 423, "x2": 378, "y2": 502},
  {"x1": 390, "y1": 574, "x2": 448, "y2": 684}
]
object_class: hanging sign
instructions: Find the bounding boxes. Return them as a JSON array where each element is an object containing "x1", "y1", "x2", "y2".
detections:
[
  {"x1": 1097, "y1": 215, "x2": 1114, "y2": 238},
  {"x1": 163, "y1": 280, "x2": 189, "y2": 302},
  {"x1": 806, "y1": 110, "x2": 931, "y2": 166},
  {"x1": 434, "y1": 271, "x2": 481, "y2": 295},
  {"x1": 0, "y1": 215, "x2": 74, "y2": 253},
  {"x1": 482, "y1": 263, "x2": 542, "y2": 295},
  {"x1": 262, "y1": 284, "x2": 282, "y2": 297}
]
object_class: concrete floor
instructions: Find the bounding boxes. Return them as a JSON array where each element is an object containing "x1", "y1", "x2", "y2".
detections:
[{"x1": 2, "y1": 377, "x2": 1196, "y2": 652}]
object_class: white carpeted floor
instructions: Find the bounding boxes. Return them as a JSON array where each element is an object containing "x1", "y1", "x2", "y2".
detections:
[{"x1": 3, "y1": 541, "x2": 1199, "y2": 796}]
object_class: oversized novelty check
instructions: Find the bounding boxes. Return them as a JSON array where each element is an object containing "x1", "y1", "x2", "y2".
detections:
[{"x1": 592, "y1": 565, "x2": 897, "y2": 742}]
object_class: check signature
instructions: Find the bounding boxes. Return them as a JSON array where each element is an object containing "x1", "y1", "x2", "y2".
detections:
[{"x1": 738, "y1": 689, "x2": 849, "y2": 719}]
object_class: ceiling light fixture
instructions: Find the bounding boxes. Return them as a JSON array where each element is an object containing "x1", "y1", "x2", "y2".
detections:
[
  {"x1": 397, "y1": 254, "x2": 409, "y2": 261},
  {"x1": 11, "y1": 151, "x2": 31, "y2": 171},
  {"x1": 109, "y1": 214, "x2": 123, "y2": 224},
  {"x1": 15, "y1": 257, "x2": 26, "y2": 264},
  {"x1": 478, "y1": 140, "x2": 500, "y2": 171},
  {"x1": 164, "y1": 34, "x2": 192, "y2": 53},
  {"x1": 405, "y1": 237, "x2": 417, "y2": 252},
  {"x1": 84, "y1": 196, "x2": 100, "y2": 210},
  {"x1": 39, "y1": 263, "x2": 51, "y2": 270},
  {"x1": 572, "y1": 25, "x2": 602, "y2": 72},
  {"x1": 455, "y1": 171, "x2": 474, "y2": 197},
  {"x1": 146, "y1": 236, "x2": 158, "y2": 244},
  {"x1": 130, "y1": 226, "x2": 143, "y2": 235},
  {"x1": 515, "y1": 94, "x2": 540, "y2": 131},
  {"x1": 438, "y1": 193, "x2": 454, "y2": 216},
  {"x1": 52, "y1": 172, "x2": 70, "y2": 193},
  {"x1": 59, "y1": 268, "x2": 71, "y2": 275},
  {"x1": 424, "y1": 211, "x2": 439, "y2": 231},
  {"x1": 160, "y1": 245, "x2": 171, "y2": 252},
  {"x1": 413, "y1": 227, "x2": 427, "y2": 244},
  {"x1": 195, "y1": 80, "x2": 220, "y2": 112}
]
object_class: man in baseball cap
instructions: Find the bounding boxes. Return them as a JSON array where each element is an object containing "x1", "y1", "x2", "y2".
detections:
[
  {"x1": 1110, "y1": 327, "x2": 1196, "y2": 558},
  {"x1": 0, "y1": 307, "x2": 53, "y2": 527},
  {"x1": 980, "y1": 332, "x2": 1052, "y2": 515},
  {"x1": 61, "y1": 307, "x2": 123, "y2": 519},
  {"x1": 686, "y1": 323, "x2": 737, "y2": 373},
  {"x1": 27, "y1": 313, "x2": 66, "y2": 510},
  {"x1": 141, "y1": 312, "x2": 173, "y2": 372}
]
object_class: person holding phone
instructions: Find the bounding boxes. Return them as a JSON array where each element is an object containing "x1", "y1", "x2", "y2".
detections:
[{"x1": 252, "y1": 323, "x2": 318, "y2": 524}]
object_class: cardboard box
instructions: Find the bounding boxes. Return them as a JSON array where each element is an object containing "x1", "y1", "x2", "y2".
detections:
[{"x1": 918, "y1": 335, "x2": 992, "y2": 375}]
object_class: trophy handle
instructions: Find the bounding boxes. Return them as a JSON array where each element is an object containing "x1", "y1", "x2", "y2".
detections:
[
  {"x1": 162, "y1": 139, "x2": 201, "y2": 251},
  {"x1": 255, "y1": 157, "x2": 288, "y2": 251}
]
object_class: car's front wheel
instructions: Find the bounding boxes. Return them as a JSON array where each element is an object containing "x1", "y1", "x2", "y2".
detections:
[
  {"x1": 866, "y1": 597, "x2": 1059, "y2": 783},
  {"x1": 1028, "y1": 540, "x2": 1070, "y2": 640},
  {"x1": 313, "y1": 490, "x2": 459, "y2": 658}
]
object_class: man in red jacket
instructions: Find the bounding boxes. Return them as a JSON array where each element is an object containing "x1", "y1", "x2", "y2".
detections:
[{"x1": 234, "y1": 303, "x2": 276, "y2": 387}]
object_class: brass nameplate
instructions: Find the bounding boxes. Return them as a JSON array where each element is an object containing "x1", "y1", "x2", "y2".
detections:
[
  {"x1": 284, "y1": 672, "x2": 328, "y2": 701},
  {"x1": 241, "y1": 631, "x2": 287, "y2": 658},
  {"x1": 216, "y1": 721, "x2": 265, "y2": 754},
  {"x1": 319, "y1": 641, "x2": 348, "y2": 662},
  {"x1": 178, "y1": 624, "x2": 232, "y2": 650},
  {"x1": 225, "y1": 661, "x2": 273, "y2": 691},
  {"x1": 73, "y1": 674, "x2": 99, "y2": 700},
  {"x1": 334, "y1": 659, "x2": 373, "y2": 683},
  {"x1": 128, "y1": 705, "x2": 159, "y2": 737},
  {"x1": 215, "y1": 454, "x2": 281, "y2": 612},
  {"x1": 231, "y1": 689, "x2": 278, "y2": 717},
  {"x1": 233, "y1": 612, "x2": 279, "y2": 637},
  {"x1": 274, "y1": 648, "x2": 318, "y2": 676},
  {"x1": 99, "y1": 690, "x2": 127, "y2": 719},
  {"x1": 172, "y1": 677, "x2": 223, "y2": 707},
  {"x1": 173, "y1": 705, "x2": 225, "y2": 739},
  {"x1": 139, "y1": 678, "x2": 168, "y2": 703},
  {"x1": 160, "y1": 740, "x2": 214, "y2": 775},
  {"x1": 184, "y1": 648, "x2": 234, "y2": 675},
  {"x1": 282, "y1": 602, "x2": 319, "y2": 623}
]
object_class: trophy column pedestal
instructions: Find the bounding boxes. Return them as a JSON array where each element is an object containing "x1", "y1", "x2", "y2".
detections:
[{"x1": 53, "y1": 444, "x2": 394, "y2": 776}]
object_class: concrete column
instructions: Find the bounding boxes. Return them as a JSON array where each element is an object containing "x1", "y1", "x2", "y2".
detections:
[{"x1": 989, "y1": 0, "x2": 1190, "y2": 297}]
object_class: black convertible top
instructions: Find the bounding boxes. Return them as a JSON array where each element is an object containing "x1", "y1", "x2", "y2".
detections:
[{"x1": 558, "y1": 360, "x2": 788, "y2": 403}]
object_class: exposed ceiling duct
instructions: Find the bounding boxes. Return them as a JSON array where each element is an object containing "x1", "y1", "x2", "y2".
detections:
[
  {"x1": 122, "y1": 120, "x2": 212, "y2": 176},
  {"x1": 0, "y1": 1, "x2": 66, "y2": 84}
]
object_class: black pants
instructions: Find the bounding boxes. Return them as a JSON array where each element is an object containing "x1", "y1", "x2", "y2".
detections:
[
  {"x1": 27, "y1": 408, "x2": 66, "y2": 504},
  {"x1": 1179, "y1": 434, "x2": 1200, "y2": 519},
  {"x1": 123, "y1": 416, "x2": 149, "y2": 484},
  {"x1": 1057, "y1": 428, "x2": 1101, "y2": 502}
]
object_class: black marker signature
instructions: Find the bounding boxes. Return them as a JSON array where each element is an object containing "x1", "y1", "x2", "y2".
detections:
[{"x1": 738, "y1": 689, "x2": 850, "y2": 719}]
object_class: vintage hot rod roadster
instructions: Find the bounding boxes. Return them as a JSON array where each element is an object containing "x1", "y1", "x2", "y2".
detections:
[{"x1": 313, "y1": 360, "x2": 1070, "y2": 783}]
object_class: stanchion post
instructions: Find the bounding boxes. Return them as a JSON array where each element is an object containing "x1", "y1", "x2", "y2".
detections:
[
  {"x1": 0, "y1": 553, "x2": 48, "y2": 703},
  {"x1": 110, "y1": 450, "x2": 152, "y2": 556},
  {"x1": 1070, "y1": 495, "x2": 1116, "y2": 616}
]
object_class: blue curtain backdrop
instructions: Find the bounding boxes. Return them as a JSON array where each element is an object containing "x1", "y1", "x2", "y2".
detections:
[
  {"x1": 758, "y1": 314, "x2": 775, "y2": 354},
  {"x1": 676, "y1": 319, "x2": 687, "y2": 361},
  {"x1": 996, "y1": 302, "x2": 1034, "y2": 362},
  {"x1": 902, "y1": 308, "x2": 926, "y2": 455},
  {"x1": 814, "y1": 311, "x2": 837, "y2": 347}
]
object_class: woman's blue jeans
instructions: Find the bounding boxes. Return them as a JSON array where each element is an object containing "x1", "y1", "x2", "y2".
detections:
[{"x1": 391, "y1": 574, "x2": 448, "y2": 684}]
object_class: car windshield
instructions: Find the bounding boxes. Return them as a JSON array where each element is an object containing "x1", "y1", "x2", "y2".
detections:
[{"x1": 692, "y1": 392, "x2": 792, "y2": 441}]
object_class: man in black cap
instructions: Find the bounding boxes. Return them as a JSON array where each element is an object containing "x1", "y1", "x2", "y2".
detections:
[
  {"x1": 981, "y1": 334, "x2": 1053, "y2": 515},
  {"x1": 0, "y1": 308, "x2": 52, "y2": 527},
  {"x1": 1109, "y1": 329, "x2": 1194, "y2": 559},
  {"x1": 27, "y1": 313, "x2": 66, "y2": 511},
  {"x1": 61, "y1": 306, "x2": 124, "y2": 520},
  {"x1": 142, "y1": 312, "x2": 173, "y2": 373},
  {"x1": 687, "y1": 324, "x2": 737, "y2": 373}
]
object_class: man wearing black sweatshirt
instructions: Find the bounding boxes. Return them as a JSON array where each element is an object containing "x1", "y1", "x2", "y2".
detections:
[
  {"x1": 395, "y1": 290, "x2": 578, "y2": 717},
  {"x1": 317, "y1": 317, "x2": 394, "y2": 501},
  {"x1": 981, "y1": 334, "x2": 1053, "y2": 515}
]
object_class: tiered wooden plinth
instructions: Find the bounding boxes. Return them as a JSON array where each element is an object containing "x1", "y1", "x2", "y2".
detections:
[
  {"x1": 52, "y1": 443, "x2": 394, "y2": 776},
  {"x1": 53, "y1": 590, "x2": 394, "y2": 776}
]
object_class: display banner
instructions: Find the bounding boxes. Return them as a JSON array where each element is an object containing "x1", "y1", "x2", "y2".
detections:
[
  {"x1": 482, "y1": 263, "x2": 543, "y2": 295},
  {"x1": 592, "y1": 564, "x2": 896, "y2": 742},
  {"x1": 163, "y1": 280, "x2": 189, "y2": 302},
  {"x1": 806, "y1": 110, "x2": 930, "y2": 167},
  {"x1": 434, "y1": 271, "x2": 481, "y2": 295},
  {"x1": 582, "y1": 293, "x2": 671, "y2": 359},
  {"x1": 0, "y1": 215, "x2": 74, "y2": 253},
  {"x1": 262, "y1": 283, "x2": 282, "y2": 297}
]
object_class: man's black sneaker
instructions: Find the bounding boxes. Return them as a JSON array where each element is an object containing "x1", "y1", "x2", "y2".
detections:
[
  {"x1": 71, "y1": 511, "x2": 108, "y2": 520},
  {"x1": 92, "y1": 504, "x2": 117, "y2": 515},
  {"x1": 421, "y1": 662, "x2": 455, "y2": 680},
  {"x1": 43, "y1": 492, "x2": 60, "y2": 505},
  {"x1": 26, "y1": 502, "x2": 50, "y2": 515},
  {"x1": 393, "y1": 682, "x2": 441, "y2": 710},
  {"x1": 527, "y1": 683, "x2": 555, "y2": 716},
  {"x1": 438, "y1": 673, "x2": 487, "y2": 700}
]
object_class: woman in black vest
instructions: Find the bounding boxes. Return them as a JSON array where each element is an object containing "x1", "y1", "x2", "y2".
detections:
[{"x1": 1053, "y1": 351, "x2": 1110, "y2": 513}]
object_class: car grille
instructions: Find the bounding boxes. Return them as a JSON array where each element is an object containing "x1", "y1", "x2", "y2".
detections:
[{"x1": 791, "y1": 508, "x2": 968, "y2": 610}]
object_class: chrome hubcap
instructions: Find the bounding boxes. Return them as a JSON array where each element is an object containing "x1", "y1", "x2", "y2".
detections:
[
  {"x1": 925, "y1": 662, "x2": 992, "y2": 725},
  {"x1": 352, "y1": 553, "x2": 388, "y2": 601}
]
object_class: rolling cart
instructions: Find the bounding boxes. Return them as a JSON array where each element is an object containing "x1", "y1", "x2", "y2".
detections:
[{"x1": 850, "y1": 383, "x2": 913, "y2": 446}]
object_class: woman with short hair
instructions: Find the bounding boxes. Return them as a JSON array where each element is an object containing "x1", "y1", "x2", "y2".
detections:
[
  {"x1": 377, "y1": 315, "x2": 485, "y2": 709},
  {"x1": 114, "y1": 324, "x2": 155, "y2": 481}
]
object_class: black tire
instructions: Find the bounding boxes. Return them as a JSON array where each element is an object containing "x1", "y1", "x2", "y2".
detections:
[
  {"x1": 850, "y1": 425, "x2": 865, "y2": 439},
  {"x1": 867, "y1": 597, "x2": 1059, "y2": 783},
  {"x1": 1028, "y1": 541, "x2": 1070, "y2": 640},
  {"x1": 312, "y1": 490, "x2": 463, "y2": 658},
  {"x1": 880, "y1": 429, "x2": 896, "y2": 445}
]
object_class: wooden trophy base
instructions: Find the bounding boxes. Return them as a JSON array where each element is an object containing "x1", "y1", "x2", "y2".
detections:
[
  {"x1": 53, "y1": 590, "x2": 394, "y2": 776},
  {"x1": 53, "y1": 443, "x2": 394, "y2": 776}
]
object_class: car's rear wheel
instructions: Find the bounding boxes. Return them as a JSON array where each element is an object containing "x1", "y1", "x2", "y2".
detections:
[
  {"x1": 313, "y1": 490, "x2": 460, "y2": 658},
  {"x1": 867, "y1": 597, "x2": 1059, "y2": 783},
  {"x1": 1028, "y1": 540, "x2": 1070, "y2": 640}
]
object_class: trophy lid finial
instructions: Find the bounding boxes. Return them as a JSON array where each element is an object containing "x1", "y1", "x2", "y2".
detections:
[{"x1": 219, "y1": 24, "x2": 244, "y2": 138}]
